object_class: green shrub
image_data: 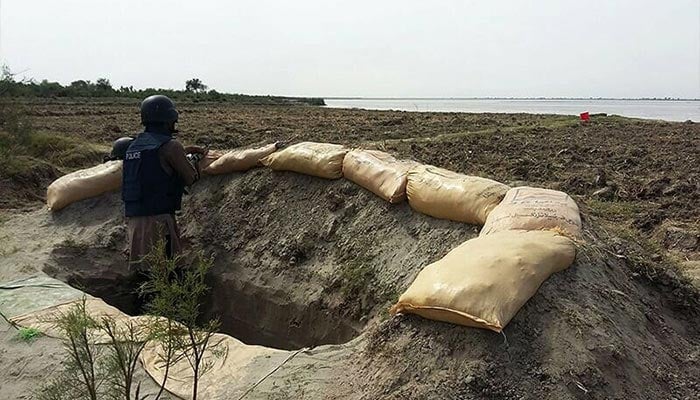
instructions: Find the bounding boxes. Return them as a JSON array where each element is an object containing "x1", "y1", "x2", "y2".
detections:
[
  {"x1": 140, "y1": 241, "x2": 226, "y2": 400},
  {"x1": 17, "y1": 327, "x2": 42, "y2": 342}
]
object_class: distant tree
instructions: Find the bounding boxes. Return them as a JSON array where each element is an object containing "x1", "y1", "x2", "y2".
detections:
[
  {"x1": 96, "y1": 78, "x2": 113, "y2": 93},
  {"x1": 70, "y1": 80, "x2": 90, "y2": 89},
  {"x1": 69, "y1": 80, "x2": 91, "y2": 97},
  {"x1": 0, "y1": 65, "x2": 16, "y2": 95},
  {"x1": 0, "y1": 64, "x2": 34, "y2": 96},
  {"x1": 207, "y1": 89, "x2": 222, "y2": 100},
  {"x1": 185, "y1": 78, "x2": 208, "y2": 93},
  {"x1": 1, "y1": 65, "x2": 14, "y2": 83},
  {"x1": 37, "y1": 79, "x2": 66, "y2": 97}
]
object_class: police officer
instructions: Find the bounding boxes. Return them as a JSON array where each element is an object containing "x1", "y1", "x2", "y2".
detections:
[
  {"x1": 104, "y1": 137, "x2": 135, "y2": 162},
  {"x1": 122, "y1": 95, "x2": 205, "y2": 269}
]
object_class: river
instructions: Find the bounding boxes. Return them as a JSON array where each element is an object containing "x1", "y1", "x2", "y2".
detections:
[{"x1": 324, "y1": 99, "x2": 699, "y2": 122}]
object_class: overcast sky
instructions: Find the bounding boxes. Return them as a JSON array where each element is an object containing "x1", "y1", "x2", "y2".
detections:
[{"x1": 2, "y1": 0, "x2": 699, "y2": 98}]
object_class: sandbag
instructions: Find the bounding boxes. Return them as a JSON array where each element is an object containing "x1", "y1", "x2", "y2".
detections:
[
  {"x1": 261, "y1": 142, "x2": 348, "y2": 179},
  {"x1": 203, "y1": 143, "x2": 278, "y2": 175},
  {"x1": 406, "y1": 165, "x2": 509, "y2": 225},
  {"x1": 481, "y1": 186, "x2": 582, "y2": 239},
  {"x1": 391, "y1": 230, "x2": 576, "y2": 332},
  {"x1": 342, "y1": 149, "x2": 420, "y2": 203},
  {"x1": 47, "y1": 160, "x2": 123, "y2": 211},
  {"x1": 9, "y1": 296, "x2": 154, "y2": 343},
  {"x1": 142, "y1": 333, "x2": 290, "y2": 399},
  {"x1": 198, "y1": 149, "x2": 225, "y2": 172}
]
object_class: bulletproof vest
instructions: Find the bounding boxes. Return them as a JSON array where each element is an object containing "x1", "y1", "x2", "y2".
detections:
[{"x1": 122, "y1": 132, "x2": 185, "y2": 217}]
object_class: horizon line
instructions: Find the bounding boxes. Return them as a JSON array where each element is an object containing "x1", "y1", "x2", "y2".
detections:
[{"x1": 321, "y1": 96, "x2": 700, "y2": 101}]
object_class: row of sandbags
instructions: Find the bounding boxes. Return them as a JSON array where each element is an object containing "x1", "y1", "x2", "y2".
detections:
[
  {"x1": 255, "y1": 141, "x2": 581, "y2": 238},
  {"x1": 258, "y1": 142, "x2": 584, "y2": 332},
  {"x1": 254, "y1": 142, "x2": 583, "y2": 331},
  {"x1": 261, "y1": 142, "x2": 511, "y2": 225},
  {"x1": 43, "y1": 140, "x2": 582, "y2": 332},
  {"x1": 47, "y1": 140, "x2": 511, "y2": 227},
  {"x1": 46, "y1": 143, "x2": 278, "y2": 210}
]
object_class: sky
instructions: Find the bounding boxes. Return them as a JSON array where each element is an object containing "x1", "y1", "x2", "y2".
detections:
[{"x1": 2, "y1": 0, "x2": 699, "y2": 98}]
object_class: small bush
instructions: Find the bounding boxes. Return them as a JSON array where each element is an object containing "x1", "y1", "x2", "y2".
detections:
[
  {"x1": 0, "y1": 155, "x2": 43, "y2": 178},
  {"x1": 34, "y1": 298, "x2": 153, "y2": 400},
  {"x1": 140, "y1": 241, "x2": 226, "y2": 400},
  {"x1": 17, "y1": 327, "x2": 42, "y2": 342},
  {"x1": 27, "y1": 132, "x2": 104, "y2": 168},
  {"x1": 0, "y1": 103, "x2": 32, "y2": 145}
]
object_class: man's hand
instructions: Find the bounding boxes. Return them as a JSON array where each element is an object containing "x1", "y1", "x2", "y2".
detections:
[{"x1": 184, "y1": 145, "x2": 208, "y2": 155}]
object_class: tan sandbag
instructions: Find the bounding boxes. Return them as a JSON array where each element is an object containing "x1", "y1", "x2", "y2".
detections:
[
  {"x1": 141, "y1": 333, "x2": 290, "y2": 399},
  {"x1": 481, "y1": 186, "x2": 582, "y2": 239},
  {"x1": 203, "y1": 143, "x2": 278, "y2": 175},
  {"x1": 198, "y1": 149, "x2": 225, "y2": 172},
  {"x1": 10, "y1": 296, "x2": 155, "y2": 343},
  {"x1": 46, "y1": 160, "x2": 123, "y2": 211},
  {"x1": 390, "y1": 230, "x2": 576, "y2": 332},
  {"x1": 260, "y1": 142, "x2": 348, "y2": 179},
  {"x1": 406, "y1": 165, "x2": 509, "y2": 225},
  {"x1": 342, "y1": 149, "x2": 420, "y2": 203}
]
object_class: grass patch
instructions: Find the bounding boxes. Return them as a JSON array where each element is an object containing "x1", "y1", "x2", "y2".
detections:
[
  {"x1": 27, "y1": 131, "x2": 105, "y2": 168},
  {"x1": 0, "y1": 154, "x2": 48, "y2": 178},
  {"x1": 603, "y1": 222, "x2": 687, "y2": 280},
  {"x1": 336, "y1": 249, "x2": 400, "y2": 317},
  {"x1": 0, "y1": 102, "x2": 107, "y2": 207},
  {"x1": 17, "y1": 327, "x2": 42, "y2": 342},
  {"x1": 339, "y1": 257, "x2": 376, "y2": 298},
  {"x1": 1, "y1": 104, "x2": 105, "y2": 174},
  {"x1": 365, "y1": 114, "x2": 577, "y2": 146},
  {"x1": 584, "y1": 199, "x2": 644, "y2": 221},
  {"x1": 612, "y1": 224, "x2": 666, "y2": 256}
]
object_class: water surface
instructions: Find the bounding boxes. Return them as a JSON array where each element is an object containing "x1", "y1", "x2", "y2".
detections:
[{"x1": 325, "y1": 99, "x2": 699, "y2": 122}]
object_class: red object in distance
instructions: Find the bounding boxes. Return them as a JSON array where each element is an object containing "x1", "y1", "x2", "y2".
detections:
[{"x1": 580, "y1": 112, "x2": 590, "y2": 121}]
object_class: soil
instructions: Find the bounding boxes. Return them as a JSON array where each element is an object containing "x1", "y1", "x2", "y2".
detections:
[
  {"x1": 0, "y1": 318, "x2": 173, "y2": 400},
  {"x1": 0, "y1": 101, "x2": 699, "y2": 399}
]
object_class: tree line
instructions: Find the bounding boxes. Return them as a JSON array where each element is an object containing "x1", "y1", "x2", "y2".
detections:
[{"x1": 0, "y1": 67, "x2": 324, "y2": 106}]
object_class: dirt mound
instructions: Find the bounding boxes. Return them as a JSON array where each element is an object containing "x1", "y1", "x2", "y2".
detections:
[
  {"x1": 21, "y1": 168, "x2": 697, "y2": 399},
  {"x1": 41, "y1": 169, "x2": 475, "y2": 349},
  {"x1": 355, "y1": 225, "x2": 699, "y2": 399}
]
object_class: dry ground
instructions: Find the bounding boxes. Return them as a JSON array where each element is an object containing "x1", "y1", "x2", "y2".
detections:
[{"x1": 0, "y1": 100, "x2": 699, "y2": 399}]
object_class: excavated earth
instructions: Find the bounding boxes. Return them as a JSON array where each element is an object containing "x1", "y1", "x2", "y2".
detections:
[{"x1": 1, "y1": 102, "x2": 699, "y2": 399}]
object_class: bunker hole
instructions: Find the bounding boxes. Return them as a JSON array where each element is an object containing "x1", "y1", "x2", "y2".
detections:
[{"x1": 44, "y1": 245, "x2": 362, "y2": 351}]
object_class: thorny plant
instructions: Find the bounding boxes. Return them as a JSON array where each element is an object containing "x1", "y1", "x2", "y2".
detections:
[
  {"x1": 140, "y1": 240, "x2": 227, "y2": 400},
  {"x1": 34, "y1": 297, "x2": 108, "y2": 400},
  {"x1": 34, "y1": 242, "x2": 225, "y2": 400}
]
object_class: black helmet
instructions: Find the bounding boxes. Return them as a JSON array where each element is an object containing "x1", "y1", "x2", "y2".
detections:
[
  {"x1": 140, "y1": 95, "x2": 179, "y2": 125},
  {"x1": 109, "y1": 137, "x2": 134, "y2": 161}
]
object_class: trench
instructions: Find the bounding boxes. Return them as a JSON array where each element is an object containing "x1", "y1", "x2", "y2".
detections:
[{"x1": 44, "y1": 245, "x2": 362, "y2": 351}]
